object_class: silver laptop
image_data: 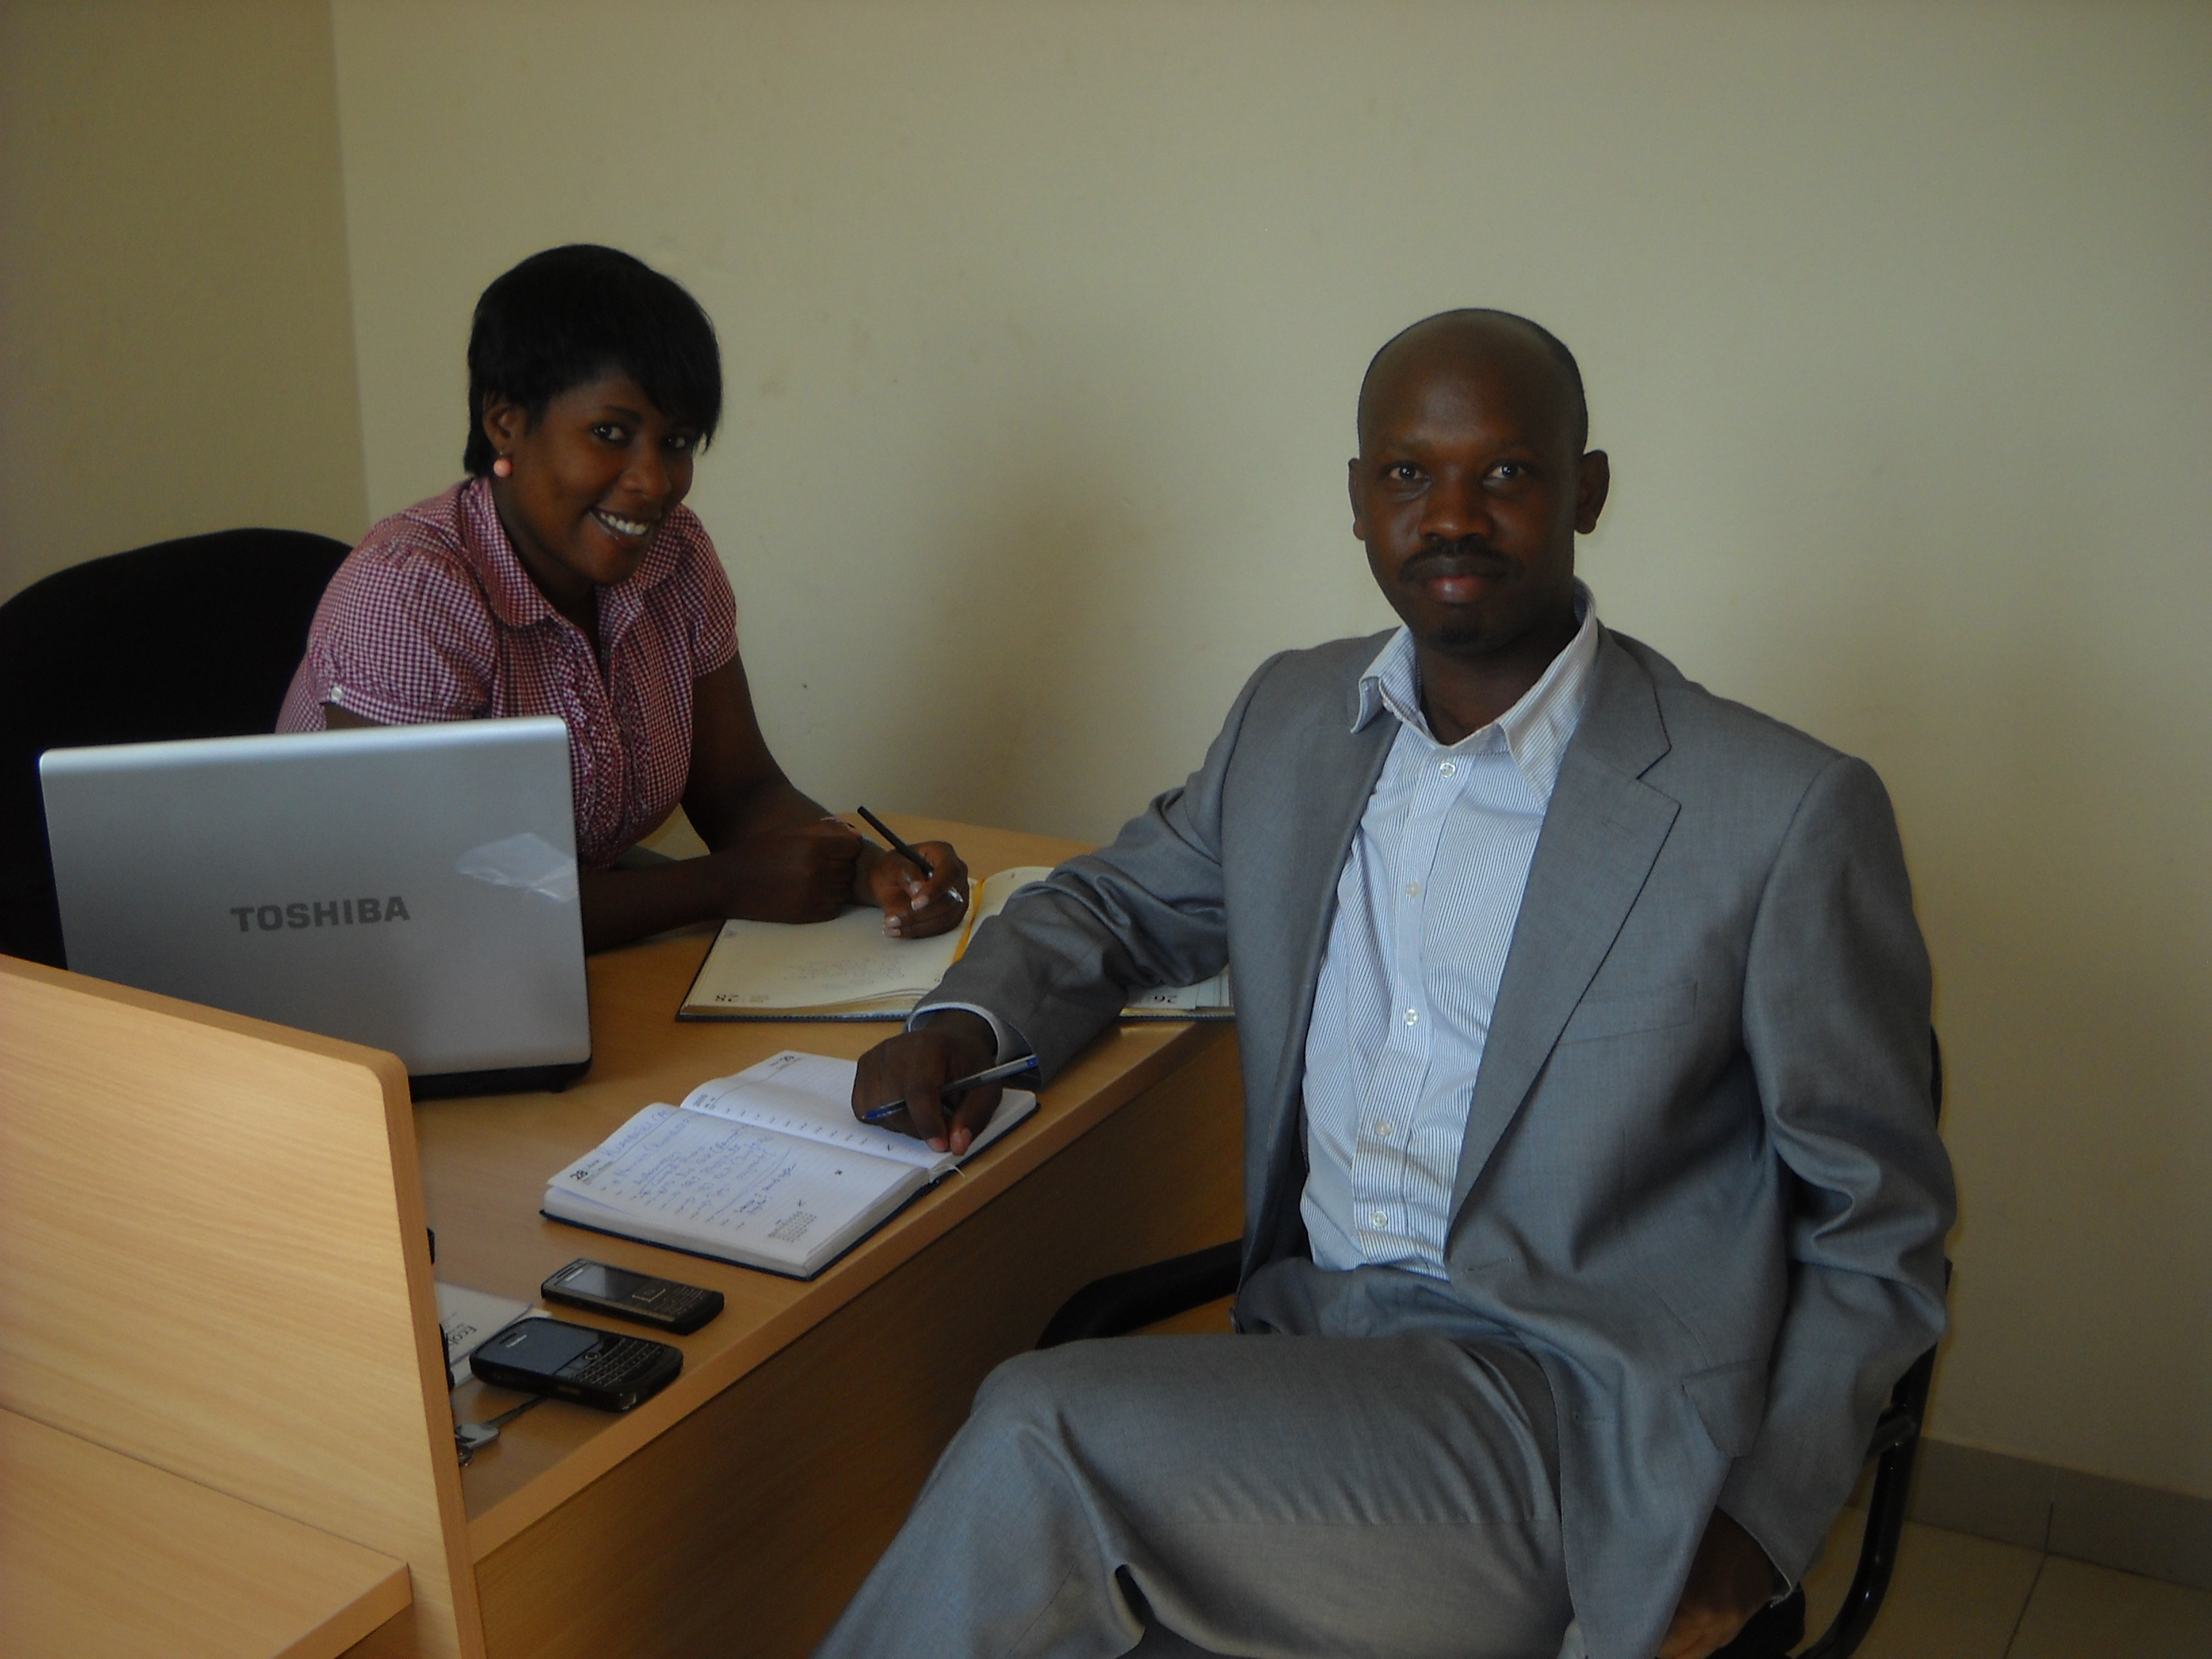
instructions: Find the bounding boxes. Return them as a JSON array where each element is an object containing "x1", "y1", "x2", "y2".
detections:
[{"x1": 40, "y1": 716, "x2": 592, "y2": 1097}]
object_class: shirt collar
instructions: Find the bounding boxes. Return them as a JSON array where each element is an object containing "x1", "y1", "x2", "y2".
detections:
[
  {"x1": 1352, "y1": 580, "x2": 1601, "y2": 804},
  {"x1": 454, "y1": 476, "x2": 684, "y2": 640}
]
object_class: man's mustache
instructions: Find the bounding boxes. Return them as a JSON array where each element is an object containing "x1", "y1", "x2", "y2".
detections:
[{"x1": 1400, "y1": 537, "x2": 1510, "y2": 577}]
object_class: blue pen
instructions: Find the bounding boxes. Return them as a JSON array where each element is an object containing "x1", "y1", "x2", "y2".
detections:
[{"x1": 861, "y1": 1054, "x2": 1040, "y2": 1124}]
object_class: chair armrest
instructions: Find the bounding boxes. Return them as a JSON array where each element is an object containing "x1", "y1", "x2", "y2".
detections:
[
  {"x1": 1864, "y1": 1401, "x2": 1921, "y2": 1462},
  {"x1": 1799, "y1": 1343, "x2": 1938, "y2": 1659},
  {"x1": 1037, "y1": 1240, "x2": 1241, "y2": 1348}
]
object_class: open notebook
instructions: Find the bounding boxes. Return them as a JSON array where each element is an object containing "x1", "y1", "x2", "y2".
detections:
[
  {"x1": 541, "y1": 1050, "x2": 1038, "y2": 1278},
  {"x1": 678, "y1": 865, "x2": 1232, "y2": 1021}
]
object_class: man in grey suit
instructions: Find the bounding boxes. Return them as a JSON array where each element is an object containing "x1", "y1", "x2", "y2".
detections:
[{"x1": 817, "y1": 312, "x2": 1955, "y2": 1659}]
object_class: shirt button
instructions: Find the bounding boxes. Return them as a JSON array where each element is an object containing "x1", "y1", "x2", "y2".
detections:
[
  {"x1": 1374, "y1": 1122, "x2": 1393, "y2": 1139},
  {"x1": 1439, "y1": 760, "x2": 1457, "y2": 777},
  {"x1": 1370, "y1": 1209, "x2": 1388, "y2": 1227},
  {"x1": 1405, "y1": 881, "x2": 1421, "y2": 898},
  {"x1": 1404, "y1": 1008, "x2": 1419, "y2": 1026}
]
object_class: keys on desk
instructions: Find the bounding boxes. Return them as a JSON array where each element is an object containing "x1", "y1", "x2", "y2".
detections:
[{"x1": 454, "y1": 1393, "x2": 546, "y2": 1466}]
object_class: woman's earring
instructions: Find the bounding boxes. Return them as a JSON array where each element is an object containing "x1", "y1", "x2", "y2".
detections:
[{"x1": 492, "y1": 455, "x2": 514, "y2": 478}]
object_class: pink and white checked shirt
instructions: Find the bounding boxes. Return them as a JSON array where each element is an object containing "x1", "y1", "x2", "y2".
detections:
[{"x1": 279, "y1": 478, "x2": 739, "y2": 869}]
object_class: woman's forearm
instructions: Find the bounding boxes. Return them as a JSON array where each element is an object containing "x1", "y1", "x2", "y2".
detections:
[
  {"x1": 583, "y1": 815, "x2": 884, "y2": 951},
  {"x1": 577, "y1": 859, "x2": 736, "y2": 953},
  {"x1": 694, "y1": 777, "x2": 888, "y2": 904},
  {"x1": 712, "y1": 776, "x2": 832, "y2": 844},
  {"x1": 680, "y1": 658, "x2": 891, "y2": 907}
]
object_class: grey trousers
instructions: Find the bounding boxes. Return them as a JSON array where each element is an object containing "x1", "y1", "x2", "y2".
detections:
[{"x1": 813, "y1": 1322, "x2": 1574, "y2": 1659}]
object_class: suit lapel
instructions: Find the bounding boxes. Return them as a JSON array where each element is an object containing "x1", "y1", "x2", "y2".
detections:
[
  {"x1": 1448, "y1": 635, "x2": 1681, "y2": 1220},
  {"x1": 1248, "y1": 672, "x2": 1397, "y2": 1268}
]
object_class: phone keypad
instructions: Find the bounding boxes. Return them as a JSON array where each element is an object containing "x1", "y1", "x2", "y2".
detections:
[{"x1": 559, "y1": 1336, "x2": 661, "y2": 1391}]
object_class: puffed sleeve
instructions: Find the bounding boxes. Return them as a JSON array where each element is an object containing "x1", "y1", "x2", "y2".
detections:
[{"x1": 285, "y1": 543, "x2": 497, "y2": 727}]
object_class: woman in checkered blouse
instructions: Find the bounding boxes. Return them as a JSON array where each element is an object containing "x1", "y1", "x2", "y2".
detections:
[{"x1": 280, "y1": 245, "x2": 968, "y2": 952}]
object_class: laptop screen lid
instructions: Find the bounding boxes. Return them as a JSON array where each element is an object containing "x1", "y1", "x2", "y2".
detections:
[{"x1": 40, "y1": 716, "x2": 590, "y2": 1092}]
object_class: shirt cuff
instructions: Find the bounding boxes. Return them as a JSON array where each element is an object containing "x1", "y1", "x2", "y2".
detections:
[
  {"x1": 1720, "y1": 1506, "x2": 1795, "y2": 1602},
  {"x1": 911, "y1": 1002, "x2": 1030, "y2": 1065},
  {"x1": 323, "y1": 680, "x2": 463, "y2": 729}
]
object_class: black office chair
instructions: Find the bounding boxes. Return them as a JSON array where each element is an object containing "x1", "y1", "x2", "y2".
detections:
[
  {"x1": 1038, "y1": 1034, "x2": 1948, "y2": 1659},
  {"x1": 0, "y1": 527, "x2": 352, "y2": 966}
]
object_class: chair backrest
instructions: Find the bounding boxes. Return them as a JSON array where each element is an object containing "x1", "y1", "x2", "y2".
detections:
[{"x1": 0, "y1": 528, "x2": 352, "y2": 965}]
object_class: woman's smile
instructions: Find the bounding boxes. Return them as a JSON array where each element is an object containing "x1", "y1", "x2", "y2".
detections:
[{"x1": 592, "y1": 506, "x2": 657, "y2": 544}]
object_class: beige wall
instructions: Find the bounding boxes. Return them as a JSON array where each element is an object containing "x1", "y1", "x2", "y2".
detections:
[
  {"x1": 327, "y1": 0, "x2": 2210, "y2": 1500},
  {"x1": 0, "y1": 0, "x2": 366, "y2": 602}
]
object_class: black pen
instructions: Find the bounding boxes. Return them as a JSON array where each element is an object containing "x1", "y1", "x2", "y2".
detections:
[
  {"x1": 855, "y1": 805, "x2": 937, "y2": 880},
  {"x1": 861, "y1": 1054, "x2": 1040, "y2": 1124}
]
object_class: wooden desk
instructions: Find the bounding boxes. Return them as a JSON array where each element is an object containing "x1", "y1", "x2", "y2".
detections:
[
  {"x1": 423, "y1": 815, "x2": 1244, "y2": 1657},
  {"x1": 0, "y1": 817, "x2": 1241, "y2": 1658},
  {"x1": 1, "y1": 1405, "x2": 411, "y2": 1658}
]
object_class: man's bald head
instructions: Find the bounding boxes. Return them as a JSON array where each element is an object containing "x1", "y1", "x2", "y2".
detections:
[
  {"x1": 1357, "y1": 310, "x2": 1589, "y2": 456},
  {"x1": 1346, "y1": 307, "x2": 1610, "y2": 733}
]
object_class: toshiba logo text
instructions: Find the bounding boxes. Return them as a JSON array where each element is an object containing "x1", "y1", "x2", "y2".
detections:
[{"x1": 229, "y1": 897, "x2": 412, "y2": 933}]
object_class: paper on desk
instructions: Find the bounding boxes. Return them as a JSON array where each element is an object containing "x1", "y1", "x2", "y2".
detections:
[
  {"x1": 1121, "y1": 969, "x2": 1233, "y2": 1012},
  {"x1": 436, "y1": 1282, "x2": 534, "y2": 1387}
]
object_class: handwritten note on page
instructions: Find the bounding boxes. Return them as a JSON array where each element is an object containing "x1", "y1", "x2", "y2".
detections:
[
  {"x1": 546, "y1": 1103, "x2": 922, "y2": 1273},
  {"x1": 544, "y1": 1047, "x2": 1044, "y2": 1277}
]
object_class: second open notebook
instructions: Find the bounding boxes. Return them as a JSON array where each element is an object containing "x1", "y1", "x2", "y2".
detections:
[
  {"x1": 541, "y1": 1050, "x2": 1038, "y2": 1278},
  {"x1": 678, "y1": 865, "x2": 1232, "y2": 1021}
]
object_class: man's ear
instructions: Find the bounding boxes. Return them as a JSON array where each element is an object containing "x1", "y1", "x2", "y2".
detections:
[
  {"x1": 1574, "y1": 450, "x2": 1611, "y2": 534},
  {"x1": 1347, "y1": 457, "x2": 1368, "y2": 541}
]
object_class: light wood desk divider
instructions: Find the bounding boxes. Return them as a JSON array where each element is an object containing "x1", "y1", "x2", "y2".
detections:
[
  {"x1": 0, "y1": 956, "x2": 477, "y2": 1657},
  {"x1": 2, "y1": 817, "x2": 1244, "y2": 1658},
  {"x1": 1, "y1": 1406, "x2": 413, "y2": 1658}
]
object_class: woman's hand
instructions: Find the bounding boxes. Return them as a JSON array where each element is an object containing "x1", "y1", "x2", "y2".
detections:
[
  {"x1": 858, "y1": 838, "x2": 970, "y2": 939},
  {"x1": 709, "y1": 819, "x2": 864, "y2": 923}
]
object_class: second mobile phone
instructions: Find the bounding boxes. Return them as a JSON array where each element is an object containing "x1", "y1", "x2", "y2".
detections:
[{"x1": 541, "y1": 1258, "x2": 724, "y2": 1335}]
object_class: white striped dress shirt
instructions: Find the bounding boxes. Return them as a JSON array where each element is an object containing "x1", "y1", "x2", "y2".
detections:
[{"x1": 1300, "y1": 586, "x2": 1599, "y2": 1279}]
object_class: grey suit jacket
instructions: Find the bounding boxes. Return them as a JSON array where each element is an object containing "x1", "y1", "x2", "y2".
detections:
[{"x1": 934, "y1": 626, "x2": 1956, "y2": 1659}]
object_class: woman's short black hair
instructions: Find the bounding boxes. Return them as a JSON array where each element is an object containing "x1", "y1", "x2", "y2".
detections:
[{"x1": 462, "y1": 244, "x2": 722, "y2": 476}]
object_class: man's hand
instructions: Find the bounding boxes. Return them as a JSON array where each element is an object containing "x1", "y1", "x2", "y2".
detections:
[
  {"x1": 1657, "y1": 1508, "x2": 1780, "y2": 1659},
  {"x1": 857, "y1": 838, "x2": 970, "y2": 939},
  {"x1": 710, "y1": 819, "x2": 863, "y2": 923},
  {"x1": 853, "y1": 1010, "x2": 1002, "y2": 1155}
]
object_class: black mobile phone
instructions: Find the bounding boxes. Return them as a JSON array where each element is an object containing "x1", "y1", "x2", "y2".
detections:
[
  {"x1": 469, "y1": 1316, "x2": 682, "y2": 1412},
  {"x1": 540, "y1": 1258, "x2": 724, "y2": 1335}
]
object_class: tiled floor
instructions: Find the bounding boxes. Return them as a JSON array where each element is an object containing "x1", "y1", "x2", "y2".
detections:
[{"x1": 1797, "y1": 1505, "x2": 2212, "y2": 1656}]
